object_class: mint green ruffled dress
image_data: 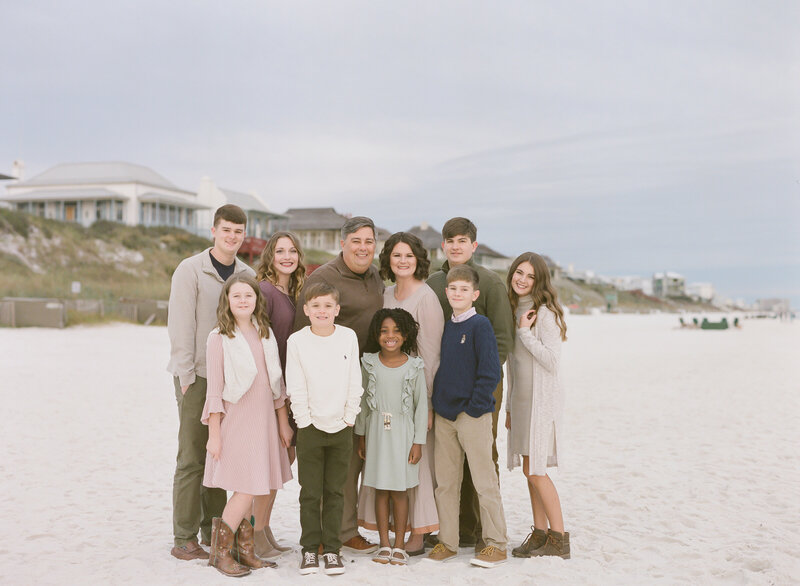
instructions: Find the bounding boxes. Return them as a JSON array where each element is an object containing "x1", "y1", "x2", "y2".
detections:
[{"x1": 355, "y1": 353, "x2": 428, "y2": 491}]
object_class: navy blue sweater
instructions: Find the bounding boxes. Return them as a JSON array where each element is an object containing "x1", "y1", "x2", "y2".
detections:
[{"x1": 432, "y1": 313, "x2": 502, "y2": 421}]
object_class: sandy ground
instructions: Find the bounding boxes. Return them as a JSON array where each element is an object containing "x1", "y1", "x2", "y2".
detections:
[{"x1": 1, "y1": 314, "x2": 798, "y2": 585}]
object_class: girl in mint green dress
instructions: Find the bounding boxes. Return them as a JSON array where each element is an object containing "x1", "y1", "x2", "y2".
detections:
[{"x1": 355, "y1": 308, "x2": 428, "y2": 565}]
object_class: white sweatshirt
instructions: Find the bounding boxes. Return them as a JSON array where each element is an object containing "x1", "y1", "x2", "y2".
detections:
[{"x1": 286, "y1": 325, "x2": 363, "y2": 433}]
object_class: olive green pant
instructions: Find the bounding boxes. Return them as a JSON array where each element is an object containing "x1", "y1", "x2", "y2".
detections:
[
  {"x1": 458, "y1": 376, "x2": 503, "y2": 543},
  {"x1": 172, "y1": 377, "x2": 227, "y2": 546},
  {"x1": 296, "y1": 425, "x2": 353, "y2": 554}
]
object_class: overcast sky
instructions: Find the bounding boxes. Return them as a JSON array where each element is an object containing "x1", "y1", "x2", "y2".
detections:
[{"x1": 2, "y1": 1, "x2": 798, "y2": 305}]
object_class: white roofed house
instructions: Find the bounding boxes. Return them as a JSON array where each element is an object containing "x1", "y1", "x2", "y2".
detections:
[
  {"x1": 1, "y1": 162, "x2": 206, "y2": 231},
  {"x1": 653, "y1": 271, "x2": 686, "y2": 298},
  {"x1": 196, "y1": 177, "x2": 287, "y2": 239}
]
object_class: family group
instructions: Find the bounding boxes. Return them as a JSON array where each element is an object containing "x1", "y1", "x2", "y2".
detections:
[{"x1": 166, "y1": 205, "x2": 569, "y2": 577}]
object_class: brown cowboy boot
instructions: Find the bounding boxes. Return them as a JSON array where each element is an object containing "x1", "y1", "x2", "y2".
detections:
[
  {"x1": 234, "y1": 519, "x2": 277, "y2": 569},
  {"x1": 532, "y1": 529, "x2": 571, "y2": 559},
  {"x1": 511, "y1": 526, "x2": 548, "y2": 558},
  {"x1": 208, "y1": 518, "x2": 251, "y2": 577}
]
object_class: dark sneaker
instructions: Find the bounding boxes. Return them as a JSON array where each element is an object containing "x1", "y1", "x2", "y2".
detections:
[
  {"x1": 299, "y1": 551, "x2": 319, "y2": 575},
  {"x1": 341, "y1": 534, "x2": 379, "y2": 554},
  {"x1": 470, "y1": 545, "x2": 507, "y2": 568},
  {"x1": 512, "y1": 527, "x2": 548, "y2": 558},
  {"x1": 423, "y1": 533, "x2": 439, "y2": 548},
  {"x1": 322, "y1": 552, "x2": 345, "y2": 575}
]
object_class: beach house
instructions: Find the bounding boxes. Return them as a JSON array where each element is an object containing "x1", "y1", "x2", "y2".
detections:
[{"x1": 1, "y1": 161, "x2": 207, "y2": 232}]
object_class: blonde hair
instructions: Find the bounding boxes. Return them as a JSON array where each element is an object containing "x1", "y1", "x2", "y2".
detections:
[
  {"x1": 255, "y1": 231, "x2": 306, "y2": 301},
  {"x1": 506, "y1": 252, "x2": 567, "y2": 341},
  {"x1": 215, "y1": 274, "x2": 271, "y2": 339}
]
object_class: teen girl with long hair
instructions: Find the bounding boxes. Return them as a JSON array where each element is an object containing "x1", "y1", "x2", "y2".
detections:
[{"x1": 504, "y1": 252, "x2": 571, "y2": 560}]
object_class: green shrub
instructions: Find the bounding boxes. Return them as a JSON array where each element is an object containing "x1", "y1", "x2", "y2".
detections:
[{"x1": 0, "y1": 208, "x2": 31, "y2": 237}]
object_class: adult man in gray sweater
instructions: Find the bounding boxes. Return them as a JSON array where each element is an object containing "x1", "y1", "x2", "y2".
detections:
[{"x1": 167, "y1": 204, "x2": 255, "y2": 560}]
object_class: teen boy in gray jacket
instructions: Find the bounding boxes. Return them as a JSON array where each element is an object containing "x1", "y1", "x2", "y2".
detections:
[{"x1": 167, "y1": 204, "x2": 254, "y2": 560}]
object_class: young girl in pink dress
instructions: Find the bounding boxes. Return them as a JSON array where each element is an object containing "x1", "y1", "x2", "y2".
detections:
[
  {"x1": 253, "y1": 231, "x2": 307, "y2": 558},
  {"x1": 202, "y1": 274, "x2": 294, "y2": 577}
]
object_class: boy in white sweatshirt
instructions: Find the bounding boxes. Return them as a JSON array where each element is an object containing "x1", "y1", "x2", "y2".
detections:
[{"x1": 286, "y1": 282, "x2": 364, "y2": 576}]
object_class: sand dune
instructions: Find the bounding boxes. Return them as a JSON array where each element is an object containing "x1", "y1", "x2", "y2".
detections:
[{"x1": 1, "y1": 315, "x2": 798, "y2": 585}]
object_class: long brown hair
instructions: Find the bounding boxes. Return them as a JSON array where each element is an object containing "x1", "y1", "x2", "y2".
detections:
[
  {"x1": 215, "y1": 274, "x2": 271, "y2": 339},
  {"x1": 255, "y1": 231, "x2": 306, "y2": 301},
  {"x1": 507, "y1": 252, "x2": 567, "y2": 341}
]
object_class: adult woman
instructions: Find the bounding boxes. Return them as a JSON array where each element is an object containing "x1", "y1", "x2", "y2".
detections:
[
  {"x1": 505, "y1": 252, "x2": 570, "y2": 559},
  {"x1": 358, "y1": 232, "x2": 444, "y2": 555},
  {"x1": 253, "y1": 231, "x2": 306, "y2": 558}
]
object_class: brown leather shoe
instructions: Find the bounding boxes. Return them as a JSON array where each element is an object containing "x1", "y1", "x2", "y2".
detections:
[
  {"x1": 341, "y1": 534, "x2": 379, "y2": 554},
  {"x1": 208, "y1": 518, "x2": 251, "y2": 577},
  {"x1": 234, "y1": 519, "x2": 277, "y2": 569},
  {"x1": 171, "y1": 540, "x2": 209, "y2": 561}
]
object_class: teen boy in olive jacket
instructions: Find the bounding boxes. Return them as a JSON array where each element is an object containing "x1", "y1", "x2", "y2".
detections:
[{"x1": 426, "y1": 217, "x2": 514, "y2": 550}]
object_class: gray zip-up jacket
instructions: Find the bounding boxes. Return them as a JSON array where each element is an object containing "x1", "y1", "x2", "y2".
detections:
[{"x1": 166, "y1": 248, "x2": 255, "y2": 387}]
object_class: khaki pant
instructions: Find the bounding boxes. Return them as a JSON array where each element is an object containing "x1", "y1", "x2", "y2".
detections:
[
  {"x1": 459, "y1": 377, "x2": 503, "y2": 541},
  {"x1": 338, "y1": 427, "x2": 363, "y2": 542},
  {"x1": 434, "y1": 412, "x2": 507, "y2": 552},
  {"x1": 172, "y1": 377, "x2": 227, "y2": 546}
]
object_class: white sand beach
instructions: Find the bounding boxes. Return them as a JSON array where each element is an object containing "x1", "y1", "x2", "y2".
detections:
[{"x1": 1, "y1": 314, "x2": 798, "y2": 585}]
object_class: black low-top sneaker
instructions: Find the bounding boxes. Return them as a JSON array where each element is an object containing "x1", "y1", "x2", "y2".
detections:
[
  {"x1": 322, "y1": 552, "x2": 345, "y2": 575},
  {"x1": 299, "y1": 551, "x2": 319, "y2": 575}
]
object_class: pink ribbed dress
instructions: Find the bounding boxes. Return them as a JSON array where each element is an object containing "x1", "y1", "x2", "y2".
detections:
[{"x1": 201, "y1": 328, "x2": 293, "y2": 495}]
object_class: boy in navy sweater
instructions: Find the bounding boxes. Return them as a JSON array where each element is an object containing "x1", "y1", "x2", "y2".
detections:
[{"x1": 426, "y1": 265, "x2": 508, "y2": 568}]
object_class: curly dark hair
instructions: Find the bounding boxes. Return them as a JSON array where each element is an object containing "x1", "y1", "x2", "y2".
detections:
[
  {"x1": 378, "y1": 232, "x2": 431, "y2": 282},
  {"x1": 364, "y1": 308, "x2": 419, "y2": 355}
]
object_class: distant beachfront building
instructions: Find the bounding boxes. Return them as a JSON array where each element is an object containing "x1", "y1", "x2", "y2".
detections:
[
  {"x1": 686, "y1": 282, "x2": 714, "y2": 302},
  {"x1": 1, "y1": 162, "x2": 207, "y2": 232},
  {"x1": 197, "y1": 177, "x2": 287, "y2": 239},
  {"x1": 611, "y1": 275, "x2": 654, "y2": 296},
  {"x1": 755, "y1": 298, "x2": 791, "y2": 313},
  {"x1": 653, "y1": 272, "x2": 686, "y2": 297}
]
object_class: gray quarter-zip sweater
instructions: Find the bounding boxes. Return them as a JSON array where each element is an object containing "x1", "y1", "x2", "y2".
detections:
[{"x1": 167, "y1": 248, "x2": 255, "y2": 387}]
